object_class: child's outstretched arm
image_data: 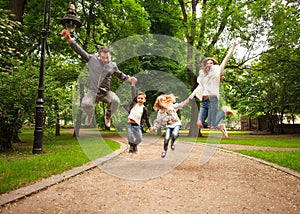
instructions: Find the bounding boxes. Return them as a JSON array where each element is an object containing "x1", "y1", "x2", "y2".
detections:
[
  {"x1": 188, "y1": 83, "x2": 203, "y2": 101},
  {"x1": 183, "y1": 97, "x2": 191, "y2": 106},
  {"x1": 131, "y1": 82, "x2": 136, "y2": 99},
  {"x1": 150, "y1": 112, "x2": 163, "y2": 132}
]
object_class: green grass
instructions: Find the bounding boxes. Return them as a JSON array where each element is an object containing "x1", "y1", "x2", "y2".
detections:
[
  {"x1": 0, "y1": 129, "x2": 120, "y2": 194},
  {"x1": 235, "y1": 150, "x2": 300, "y2": 172},
  {"x1": 220, "y1": 134, "x2": 300, "y2": 172},
  {"x1": 219, "y1": 135, "x2": 300, "y2": 148},
  {"x1": 181, "y1": 131, "x2": 300, "y2": 174},
  {"x1": 182, "y1": 132, "x2": 300, "y2": 148}
]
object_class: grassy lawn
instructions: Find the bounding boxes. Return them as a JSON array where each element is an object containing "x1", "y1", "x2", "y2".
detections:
[
  {"x1": 182, "y1": 130, "x2": 300, "y2": 147},
  {"x1": 181, "y1": 130, "x2": 300, "y2": 173},
  {"x1": 219, "y1": 133, "x2": 300, "y2": 172},
  {"x1": 219, "y1": 135, "x2": 300, "y2": 147},
  {"x1": 235, "y1": 150, "x2": 300, "y2": 172},
  {"x1": 0, "y1": 129, "x2": 120, "y2": 194},
  {"x1": 0, "y1": 129, "x2": 299, "y2": 194}
]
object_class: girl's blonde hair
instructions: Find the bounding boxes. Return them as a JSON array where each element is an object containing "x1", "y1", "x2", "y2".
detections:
[{"x1": 153, "y1": 94, "x2": 176, "y2": 111}]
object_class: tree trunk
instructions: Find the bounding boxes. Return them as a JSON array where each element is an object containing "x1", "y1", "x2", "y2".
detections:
[
  {"x1": 0, "y1": 118, "x2": 13, "y2": 150},
  {"x1": 292, "y1": 114, "x2": 296, "y2": 134},
  {"x1": 73, "y1": 82, "x2": 84, "y2": 137},
  {"x1": 55, "y1": 113, "x2": 60, "y2": 136},
  {"x1": 188, "y1": 101, "x2": 200, "y2": 137},
  {"x1": 9, "y1": 0, "x2": 26, "y2": 22},
  {"x1": 73, "y1": 109, "x2": 82, "y2": 137}
]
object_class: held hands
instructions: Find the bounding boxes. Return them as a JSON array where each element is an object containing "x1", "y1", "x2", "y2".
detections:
[
  {"x1": 128, "y1": 76, "x2": 137, "y2": 85},
  {"x1": 183, "y1": 98, "x2": 191, "y2": 106}
]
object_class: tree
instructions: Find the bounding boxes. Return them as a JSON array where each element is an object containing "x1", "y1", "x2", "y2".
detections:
[
  {"x1": 0, "y1": 7, "x2": 32, "y2": 150},
  {"x1": 228, "y1": 0, "x2": 300, "y2": 133},
  {"x1": 0, "y1": 59, "x2": 38, "y2": 150},
  {"x1": 176, "y1": 0, "x2": 288, "y2": 136}
]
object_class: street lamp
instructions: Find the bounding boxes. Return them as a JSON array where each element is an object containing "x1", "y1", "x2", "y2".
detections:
[
  {"x1": 60, "y1": 2, "x2": 82, "y2": 32},
  {"x1": 32, "y1": 0, "x2": 51, "y2": 154},
  {"x1": 33, "y1": 1, "x2": 81, "y2": 154}
]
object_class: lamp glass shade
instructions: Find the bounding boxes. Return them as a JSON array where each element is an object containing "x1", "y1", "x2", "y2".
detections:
[{"x1": 60, "y1": 2, "x2": 82, "y2": 31}]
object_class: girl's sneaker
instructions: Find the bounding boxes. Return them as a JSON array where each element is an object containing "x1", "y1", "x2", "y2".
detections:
[
  {"x1": 161, "y1": 151, "x2": 167, "y2": 158},
  {"x1": 171, "y1": 142, "x2": 175, "y2": 150}
]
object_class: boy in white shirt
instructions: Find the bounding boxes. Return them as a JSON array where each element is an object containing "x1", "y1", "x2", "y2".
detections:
[{"x1": 127, "y1": 91, "x2": 151, "y2": 154}]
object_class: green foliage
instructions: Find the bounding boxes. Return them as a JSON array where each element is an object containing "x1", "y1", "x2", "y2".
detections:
[
  {"x1": 140, "y1": 0, "x2": 183, "y2": 37},
  {"x1": 0, "y1": 9, "x2": 24, "y2": 72},
  {"x1": 43, "y1": 56, "x2": 82, "y2": 130},
  {"x1": 0, "y1": 59, "x2": 38, "y2": 149},
  {"x1": 223, "y1": 1, "x2": 300, "y2": 128},
  {"x1": 76, "y1": 0, "x2": 150, "y2": 51},
  {"x1": 22, "y1": 0, "x2": 72, "y2": 55},
  {"x1": 1, "y1": 0, "x2": 299, "y2": 145}
]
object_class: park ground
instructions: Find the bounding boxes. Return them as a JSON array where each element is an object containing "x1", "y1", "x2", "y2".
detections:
[{"x1": 0, "y1": 132, "x2": 299, "y2": 213}]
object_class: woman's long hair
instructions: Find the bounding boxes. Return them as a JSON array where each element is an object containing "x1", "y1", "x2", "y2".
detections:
[{"x1": 202, "y1": 57, "x2": 219, "y2": 76}]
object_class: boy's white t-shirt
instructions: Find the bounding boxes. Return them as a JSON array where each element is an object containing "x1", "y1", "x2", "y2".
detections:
[{"x1": 128, "y1": 104, "x2": 144, "y2": 125}]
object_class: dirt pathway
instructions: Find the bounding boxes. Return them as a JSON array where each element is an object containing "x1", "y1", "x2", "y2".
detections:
[{"x1": 0, "y1": 133, "x2": 299, "y2": 213}]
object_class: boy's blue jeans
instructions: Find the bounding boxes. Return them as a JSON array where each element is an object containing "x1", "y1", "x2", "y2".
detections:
[{"x1": 126, "y1": 123, "x2": 142, "y2": 145}]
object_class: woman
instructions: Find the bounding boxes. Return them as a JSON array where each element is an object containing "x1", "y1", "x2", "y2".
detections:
[{"x1": 189, "y1": 39, "x2": 238, "y2": 137}]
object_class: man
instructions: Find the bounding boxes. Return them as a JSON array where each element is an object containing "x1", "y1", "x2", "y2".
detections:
[{"x1": 61, "y1": 29, "x2": 137, "y2": 128}]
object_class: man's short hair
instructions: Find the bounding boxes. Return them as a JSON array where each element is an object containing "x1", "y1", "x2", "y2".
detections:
[{"x1": 99, "y1": 46, "x2": 110, "y2": 54}]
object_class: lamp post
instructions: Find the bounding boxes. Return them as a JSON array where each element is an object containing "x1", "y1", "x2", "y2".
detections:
[
  {"x1": 33, "y1": 1, "x2": 81, "y2": 154},
  {"x1": 32, "y1": 0, "x2": 51, "y2": 154}
]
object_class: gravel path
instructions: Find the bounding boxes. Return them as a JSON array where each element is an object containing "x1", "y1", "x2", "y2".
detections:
[{"x1": 0, "y1": 133, "x2": 299, "y2": 214}]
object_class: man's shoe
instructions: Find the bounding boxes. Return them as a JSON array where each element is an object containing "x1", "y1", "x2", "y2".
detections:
[
  {"x1": 85, "y1": 114, "x2": 93, "y2": 126},
  {"x1": 161, "y1": 151, "x2": 167, "y2": 158},
  {"x1": 105, "y1": 116, "x2": 111, "y2": 128}
]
